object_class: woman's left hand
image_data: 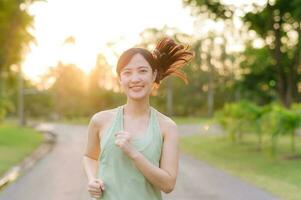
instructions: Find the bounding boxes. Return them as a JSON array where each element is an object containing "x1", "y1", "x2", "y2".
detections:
[{"x1": 114, "y1": 131, "x2": 138, "y2": 158}]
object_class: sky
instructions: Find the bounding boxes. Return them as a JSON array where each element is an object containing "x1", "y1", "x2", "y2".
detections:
[
  {"x1": 23, "y1": 0, "x2": 196, "y2": 82},
  {"x1": 23, "y1": 0, "x2": 266, "y2": 84}
]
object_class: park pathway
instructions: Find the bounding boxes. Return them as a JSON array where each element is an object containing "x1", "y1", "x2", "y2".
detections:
[{"x1": 0, "y1": 123, "x2": 281, "y2": 200}]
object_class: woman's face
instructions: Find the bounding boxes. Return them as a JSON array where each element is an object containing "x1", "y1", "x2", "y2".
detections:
[{"x1": 119, "y1": 53, "x2": 157, "y2": 100}]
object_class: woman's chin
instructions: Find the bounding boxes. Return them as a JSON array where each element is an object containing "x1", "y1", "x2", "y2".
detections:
[{"x1": 127, "y1": 91, "x2": 148, "y2": 100}]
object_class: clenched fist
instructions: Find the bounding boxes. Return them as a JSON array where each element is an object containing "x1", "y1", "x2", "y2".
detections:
[
  {"x1": 114, "y1": 130, "x2": 138, "y2": 158},
  {"x1": 88, "y1": 178, "x2": 105, "y2": 199}
]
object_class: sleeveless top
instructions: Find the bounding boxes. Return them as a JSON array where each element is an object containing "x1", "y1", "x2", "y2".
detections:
[{"x1": 95, "y1": 105, "x2": 163, "y2": 200}]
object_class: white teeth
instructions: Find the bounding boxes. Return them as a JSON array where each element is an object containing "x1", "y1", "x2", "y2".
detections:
[
  {"x1": 131, "y1": 86, "x2": 143, "y2": 88},
  {"x1": 130, "y1": 86, "x2": 143, "y2": 90}
]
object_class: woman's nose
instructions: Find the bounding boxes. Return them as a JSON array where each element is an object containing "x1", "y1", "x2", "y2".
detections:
[{"x1": 130, "y1": 73, "x2": 141, "y2": 82}]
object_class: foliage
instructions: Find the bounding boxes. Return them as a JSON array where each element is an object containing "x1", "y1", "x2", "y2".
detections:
[
  {"x1": 0, "y1": 0, "x2": 39, "y2": 120},
  {"x1": 183, "y1": 0, "x2": 301, "y2": 107},
  {"x1": 216, "y1": 101, "x2": 301, "y2": 157}
]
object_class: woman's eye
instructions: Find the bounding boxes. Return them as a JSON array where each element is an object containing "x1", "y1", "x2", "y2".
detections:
[{"x1": 140, "y1": 70, "x2": 147, "y2": 73}]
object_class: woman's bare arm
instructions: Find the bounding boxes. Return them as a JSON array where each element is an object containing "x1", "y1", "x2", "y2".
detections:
[
  {"x1": 129, "y1": 119, "x2": 179, "y2": 193},
  {"x1": 83, "y1": 114, "x2": 101, "y2": 182}
]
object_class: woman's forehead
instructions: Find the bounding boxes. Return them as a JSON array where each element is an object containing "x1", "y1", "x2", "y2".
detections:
[{"x1": 122, "y1": 54, "x2": 151, "y2": 70}]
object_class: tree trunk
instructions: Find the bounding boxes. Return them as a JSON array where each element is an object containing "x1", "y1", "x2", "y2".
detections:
[
  {"x1": 208, "y1": 68, "x2": 214, "y2": 117},
  {"x1": 18, "y1": 65, "x2": 25, "y2": 126},
  {"x1": 274, "y1": 22, "x2": 289, "y2": 107},
  {"x1": 207, "y1": 40, "x2": 214, "y2": 117},
  {"x1": 290, "y1": 29, "x2": 301, "y2": 103}
]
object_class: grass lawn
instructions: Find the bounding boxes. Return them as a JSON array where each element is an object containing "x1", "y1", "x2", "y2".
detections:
[
  {"x1": 58, "y1": 115, "x2": 209, "y2": 125},
  {"x1": 0, "y1": 122, "x2": 44, "y2": 177},
  {"x1": 180, "y1": 133, "x2": 301, "y2": 200},
  {"x1": 60, "y1": 117, "x2": 90, "y2": 125},
  {"x1": 171, "y1": 116, "x2": 210, "y2": 124}
]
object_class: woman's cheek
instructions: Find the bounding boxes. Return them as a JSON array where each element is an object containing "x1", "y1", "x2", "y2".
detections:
[{"x1": 120, "y1": 79, "x2": 129, "y2": 90}]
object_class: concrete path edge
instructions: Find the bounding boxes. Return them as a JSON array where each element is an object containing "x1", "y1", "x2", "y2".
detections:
[{"x1": 0, "y1": 124, "x2": 57, "y2": 191}]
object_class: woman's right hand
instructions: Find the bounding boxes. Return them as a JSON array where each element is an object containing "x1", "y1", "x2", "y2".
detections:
[{"x1": 88, "y1": 178, "x2": 105, "y2": 199}]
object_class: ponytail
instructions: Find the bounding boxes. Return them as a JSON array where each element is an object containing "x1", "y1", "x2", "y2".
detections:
[{"x1": 152, "y1": 37, "x2": 194, "y2": 85}]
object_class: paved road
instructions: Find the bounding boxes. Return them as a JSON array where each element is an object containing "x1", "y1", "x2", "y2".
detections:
[{"x1": 0, "y1": 123, "x2": 281, "y2": 200}]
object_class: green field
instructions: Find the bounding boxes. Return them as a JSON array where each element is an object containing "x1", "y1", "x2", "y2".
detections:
[
  {"x1": 59, "y1": 115, "x2": 208, "y2": 125},
  {"x1": 171, "y1": 116, "x2": 210, "y2": 124},
  {"x1": 0, "y1": 123, "x2": 44, "y2": 177},
  {"x1": 180, "y1": 134, "x2": 301, "y2": 200}
]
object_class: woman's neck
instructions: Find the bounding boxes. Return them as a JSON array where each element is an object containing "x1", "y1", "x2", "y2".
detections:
[{"x1": 124, "y1": 99, "x2": 151, "y2": 118}]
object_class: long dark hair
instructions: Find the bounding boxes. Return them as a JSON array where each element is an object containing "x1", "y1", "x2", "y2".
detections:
[{"x1": 116, "y1": 37, "x2": 194, "y2": 87}]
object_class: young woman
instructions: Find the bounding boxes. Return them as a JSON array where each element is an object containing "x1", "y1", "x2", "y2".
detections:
[{"x1": 83, "y1": 37, "x2": 193, "y2": 200}]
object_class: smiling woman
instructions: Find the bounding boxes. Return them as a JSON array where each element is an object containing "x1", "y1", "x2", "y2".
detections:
[{"x1": 83, "y1": 37, "x2": 194, "y2": 200}]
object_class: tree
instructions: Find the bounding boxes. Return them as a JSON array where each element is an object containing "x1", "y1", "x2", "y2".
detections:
[
  {"x1": 47, "y1": 63, "x2": 88, "y2": 118},
  {"x1": 183, "y1": 0, "x2": 301, "y2": 107},
  {"x1": 0, "y1": 0, "x2": 38, "y2": 119},
  {"x1": 87, "y1": 54, "x2": 124, "y2": 113}
]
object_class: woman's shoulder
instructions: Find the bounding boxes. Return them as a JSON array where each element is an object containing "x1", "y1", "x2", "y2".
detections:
[
  {"x1": 154, "y1": 108, "x2": 178, "y2": 137},
  {"x1": 90, "y1": 106, "x2": 119, "y2": 128}
]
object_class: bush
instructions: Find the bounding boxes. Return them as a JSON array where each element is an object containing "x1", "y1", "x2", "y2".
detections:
[{"x1": 216, "y1": 102, "x2": 301, "y2": 158}]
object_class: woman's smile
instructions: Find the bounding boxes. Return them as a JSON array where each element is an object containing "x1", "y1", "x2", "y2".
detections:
[{"x1": 130, "y1": 85, "x2": 144, "y2": 91}]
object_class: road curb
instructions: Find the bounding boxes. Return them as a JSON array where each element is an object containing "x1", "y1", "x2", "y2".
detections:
[{"x1": 0, "y1": 124, "x2": 57, "y2": 191}]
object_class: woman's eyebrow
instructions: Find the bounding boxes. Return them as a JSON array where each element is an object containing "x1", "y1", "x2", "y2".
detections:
[
  {"x1": 122, "y1": 66, "x2": 149, "y2": 71},
  {"x1": 121, "y1": 67, "x2": 131, "y2": 71},
  {"x1": 138, "y1": 66, "x2": 149, "y2": 69}
]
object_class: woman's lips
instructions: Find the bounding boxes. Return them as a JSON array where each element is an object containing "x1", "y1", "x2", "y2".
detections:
[{"x1": 130, "y1": 85, "x2": 144, "y2": 91}]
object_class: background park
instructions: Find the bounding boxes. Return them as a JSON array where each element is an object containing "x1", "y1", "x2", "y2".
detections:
[{"x1": 0, "y1": 0, "x2": 301, "y2": 199}]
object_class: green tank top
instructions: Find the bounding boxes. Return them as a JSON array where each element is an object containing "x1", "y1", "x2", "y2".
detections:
[{"x1": 95, "y1": 105, "x2": 163, "y2": 200}]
